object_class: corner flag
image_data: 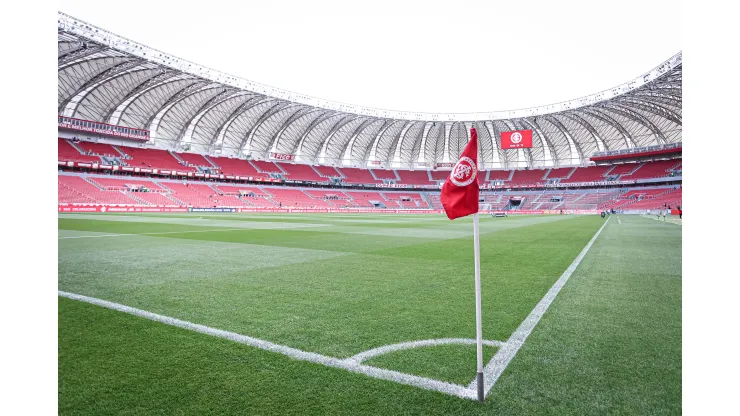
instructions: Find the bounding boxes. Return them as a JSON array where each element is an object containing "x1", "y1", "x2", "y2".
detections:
[
  {"x1": 440, "y1": 128, "x2": 479, "y2": 219},
  {"x1": 441, "y1": 127, "x2": 486, "y2": 401}
]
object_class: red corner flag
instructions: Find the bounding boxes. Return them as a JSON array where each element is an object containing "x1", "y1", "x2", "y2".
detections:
[{"x1": 440, "y1": 127, "x2": 480, "y2": 220}]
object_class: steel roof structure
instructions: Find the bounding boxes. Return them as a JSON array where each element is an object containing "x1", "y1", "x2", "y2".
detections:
[{"x1": 58, "y1": 12, "x2": 682, "y2": 170}]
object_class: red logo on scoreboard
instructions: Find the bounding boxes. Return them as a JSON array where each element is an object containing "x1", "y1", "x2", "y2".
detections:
[
  {"x1": 270, "y1": 152, "x2": 294, "y2": 161},
  {"x1": 501, "y1": 130, "x2": 533, "y2": 149}
]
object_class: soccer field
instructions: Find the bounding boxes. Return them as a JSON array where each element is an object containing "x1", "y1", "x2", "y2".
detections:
[{"x1": 58, "y1": 213, "x2": 681, "y2": 415}]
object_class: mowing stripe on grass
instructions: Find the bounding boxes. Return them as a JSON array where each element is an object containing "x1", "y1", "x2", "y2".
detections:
[
  {"x1": 471, "y1": 215, "x2": 612, "y2": 396},
  {"x1": 58, "y1": 290, "x2": 480, "y2": 400},
  {"x1": 59, "y1": 228, "x2": 249, "y2": 239},
  {"x1": 641, "y1": 215, "x2": 682, "y2": 226}
]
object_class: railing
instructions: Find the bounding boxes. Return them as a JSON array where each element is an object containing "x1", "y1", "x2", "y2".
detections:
[
  {"x1": 591, "y1": 142, "x2": 681, "y2": 158},
  {"x1": 58, "y1": 116, "x2": 150, "y2": 141}
]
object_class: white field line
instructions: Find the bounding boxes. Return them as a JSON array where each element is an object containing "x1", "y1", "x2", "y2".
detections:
[
  {"x1": 59, "y1": 216, "x2": 611, "y2": 400},
  {"x1": 58, "y1": 291, "x2": 479, "y2": 400},
  {"x1": 469, "y1": 216, "x2": 611, "y2": 395},
  {"x1": 617, "y1": 216, "x2": 622, "y2": 224},
  {"x1": 59, "y1": 228, "x2": 249, "y2": 239},
  {"x1": 348, "y1": 338, "x2": 505, "y2": 363}
]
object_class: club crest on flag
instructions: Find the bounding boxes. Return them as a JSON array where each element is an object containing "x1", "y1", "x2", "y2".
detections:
[{"x1": 451, "y1": 156, "x2": 477, "y2": 187}]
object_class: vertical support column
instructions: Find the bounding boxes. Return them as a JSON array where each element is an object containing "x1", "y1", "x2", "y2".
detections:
[
  {"x1": 443, "y1": 122, "x2": 452, "y2": 163},
  {"x1": 416, "y1": 122, "x2": 433, "y2": 164}
]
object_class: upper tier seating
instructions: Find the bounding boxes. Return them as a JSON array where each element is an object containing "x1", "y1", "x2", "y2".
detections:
[
  {"x1": 509, "y1": 169, "x2": 548, "y2": 186},
  {"x1": 430, "y1": 170, "x2": 450, "y2": 181},
  {"x1": 118, "y1": 146, "x2": 195, "y2": 172},
  {"x1": 546, "y1": 167, "x2": 575, "y2": 179},
  {"x1": 627, "y1": 160, "x2": 682, "y2": 179},
  {"x1": 207, "y1": 156, "x2": 265, "y2": 178},
  {"x1": 608, "y1": 163, "x2": 641, "y2": 176},
  {"x1": 314, "y1": 165, "x2": 343, "y2": 177},
  {"x1": 76, "y1": 141, "x2": 120, "y2": 157},
  {"x1": 338, "y1": 168, "x2": 381, "y2": 184},
  {"x1": 487, "y1": 170, "x2": 512, "y2": 181},
  {"x1": 250, "y1": 160, "x2": 282, "y2": 174},
  {"x1": 175, "y1": 152, "x2": 214, "y2": 168},
  {"x1": 277, "y1": 163, "x2": 327, "y2": 182},
  {"x1": 371, "y1": 169, "x2": 398, "y2": 180},
  {"x1": 396, "y1": 170, "x2": 434, "y2": 186},
  {"x1": 561, "y1": 166, "x2": 613, "y2": 183}
]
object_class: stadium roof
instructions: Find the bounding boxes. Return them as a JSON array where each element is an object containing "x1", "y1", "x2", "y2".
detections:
[{"x1": 58, "y1": 12, "x2": 682, "y2": 170}]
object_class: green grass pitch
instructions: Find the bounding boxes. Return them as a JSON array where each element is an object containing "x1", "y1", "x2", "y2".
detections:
[{"x1": 58, "y1": 213, "x2": 681, "y2": 415}]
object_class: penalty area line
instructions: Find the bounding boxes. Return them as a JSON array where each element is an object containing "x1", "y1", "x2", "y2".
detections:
[
  {"x1": 58, "y1": 291, "x2": 479, "y2": 400},
  {"x1": 471, "y1": 215, "x2": 611, "y2": 396}
]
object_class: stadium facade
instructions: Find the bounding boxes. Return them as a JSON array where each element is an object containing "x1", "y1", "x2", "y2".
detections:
[{"x1": 58, "y1": 12, "x2": 681, "y2": 171}]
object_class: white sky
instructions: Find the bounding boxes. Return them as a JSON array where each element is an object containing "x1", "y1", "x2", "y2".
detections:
[{"x1": 58, "y1": 0, "x2": 681, "y2": 114}]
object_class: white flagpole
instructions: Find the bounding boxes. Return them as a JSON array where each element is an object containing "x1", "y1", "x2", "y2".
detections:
[{"x1": 473, "y1": 212, "x2": 484, "y2": 401}]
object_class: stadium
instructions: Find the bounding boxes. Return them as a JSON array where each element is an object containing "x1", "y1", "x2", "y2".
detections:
[{"x1": 57, "y1": 7, "x2": 682, "y2": 416}]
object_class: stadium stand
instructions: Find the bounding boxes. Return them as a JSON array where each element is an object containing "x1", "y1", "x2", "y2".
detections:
[
  {"x1": 303, "y1": 190, "x2": 353, "y2": 207},
  {"x1": 509, "y1": 169, "x2": 548, "y2": 186},
  {"x1": 58, "y1": 178, "x2": 98, "y2": 204},
  {"x1": 277, "y1": 163, "x2": 328, "y2": 182},
  {"x1": 344, "y1": 191, "x2": 387, "y2": 207},
  {"x1": 626, "y1": 188, "x2": 682, "y2": 210},
  {"x1": 89, "y1": 177, "x2": 164, "y2": 190},
  {"x1": 561, "y1": 165, "x2": 613, "y2": 183},
  {"x1": 429, "y1": 170, "x2": 450, "y2": 182},
  {"x1": 396, "y1": 170, "x2": 434, "y2": 186},
  {"x1": 209, "y1": 184, "x2": 276, "y2": 207},
  {"x1": 159, "y1": 182, "x2": 217, "y2": 207},
  {"x1": 371, "y1": 169, "x2": 398, "y2": 180},
  {"x1": 607, "y1": 163, "x2": 641, "y2": 177},
  {"x1": 207, "y1": 156, "x2": 265, "y2": 178},
  {"x1": 601, "y1": 187, "x2": 682, "y2": 211},
  {"x1": 382, "y1": 192, "x2": 430, "y2": 209},
  {"x1": 58, "y1": 168, "x2": 683, "y2": 212},
  {"x1": 264, "y1": 188, "x2": 335, "y2": 208},
  {"x1": 58, "y1": 175, "x2": 141, "y2": 205},
  {"x1": 626, "y1": 160, "x2": 682, "y2": 179},
  {"x1": 545, "y1": 167, "x2": 575, "y2": 179},
  {"x1": 250, "y1": 160, "x2": 283, "y2": 174},
  {"x1": 175, "y1": 152, "x2": 215, "y2": 168},
  {"x1": 488, "y1": 170, "x2": 513, "y2": 182},
  {"x1": 477, "y1": 171, "x2": 488, "y2": 185},
  {"x1": 117, "y1": 146, "x2": 196, "y2": 171},
  {"x1": 339, "y1": 168, "x2": 382, "y2": 184},
  {"x1": 76, "y1": 141, "x2": 121, "y2": 157},
  {"x1": 58, "y1": 138, "x2": 101, "y2": 163},
  {"x1": 314, "y1": 165, "x2": 343, "y2": 178}
]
